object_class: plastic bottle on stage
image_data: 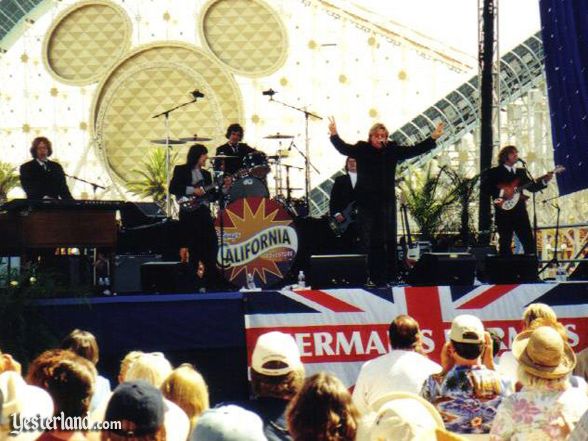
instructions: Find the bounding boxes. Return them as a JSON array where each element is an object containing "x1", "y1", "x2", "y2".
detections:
[
  {"x1": 297, "y1": 271, "x2": 306, "y2": 288},
  {"x1": 556, "y1": 264, "x2": 568, "y2": 282},
  {"x1": 246, "y1": 273, "x2": 257, "y2": 290}
]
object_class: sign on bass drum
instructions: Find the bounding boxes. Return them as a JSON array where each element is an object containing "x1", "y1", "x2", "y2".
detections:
[{"x1": 215, "y1": 197, "x2": 298, "y2": 288}]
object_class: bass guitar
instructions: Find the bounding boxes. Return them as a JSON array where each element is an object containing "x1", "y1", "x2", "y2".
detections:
[
  {"x1": 178, "y1": 180, "x2": 219, "y2": 212},
  {"x1": 328, "y1": 201, "x2": 357, "y2": 237},
  {"x1": 495, "y1": 165, "x2": 565, "y2": 211}
]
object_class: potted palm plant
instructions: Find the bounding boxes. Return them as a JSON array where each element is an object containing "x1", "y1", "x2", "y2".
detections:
[
  {"x1": 127, "y1": 147, "x2": 178, "y2": 203},
  {"x1": 0, "y1": 161, "x2": 20, "y2": 202}
]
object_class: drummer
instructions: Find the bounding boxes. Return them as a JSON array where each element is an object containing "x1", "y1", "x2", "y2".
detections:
[{"x1": 214, "y1": 123, "x2": 256, "y2": 175}]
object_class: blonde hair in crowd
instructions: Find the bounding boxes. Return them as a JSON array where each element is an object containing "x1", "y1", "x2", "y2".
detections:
[{"x1": 161, "y1": 364, "x2": 209, "y2": 432}]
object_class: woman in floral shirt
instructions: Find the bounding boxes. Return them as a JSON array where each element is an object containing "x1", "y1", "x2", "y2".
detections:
[{"x1": 490, "y1": 326, "x2": 588, "y2": 440}]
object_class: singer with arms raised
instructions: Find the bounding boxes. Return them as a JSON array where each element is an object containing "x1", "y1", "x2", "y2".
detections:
[
  {"x1": 20, "y1": 136, "x2": 73, "y2": 200},
  {"x1": 328, "y1": 117, "x2": 444, "y2": 286},
  {"x1": 482, "y1": 145, "x2": 553, "y2": 255}
]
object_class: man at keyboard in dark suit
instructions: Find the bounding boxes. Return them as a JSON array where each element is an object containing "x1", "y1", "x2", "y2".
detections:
[{"x1": 20, "y1": 137, "x2": 73, "y2": 200}]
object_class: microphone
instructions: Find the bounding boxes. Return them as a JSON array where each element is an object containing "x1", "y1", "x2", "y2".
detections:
[
  {"x1": 517, "y1": 158, "x2": 527, "y2": 165},
  {"x1": 191, "y1": 90, "x2": 205, "y2": 99},
  {"x1": 262, "y1": 88, "x2": 277, "y2": 97}
]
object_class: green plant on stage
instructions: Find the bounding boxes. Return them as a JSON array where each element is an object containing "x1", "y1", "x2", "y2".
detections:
[
  {"x1": 127, "y1": 147, "x2": 178, "y2": 203},
  {"x1": 0, "y1": 268, "x2": 62, "y2": 369},
  {"x1": 443, "y1": 168, "x2": 481, "y2": 246},
  {"x1": 400, "y1": 164, "x2": 458, "y2": 241},
  {"x1": 0, "y1": 161, "x2": 20, "y2": 202}
]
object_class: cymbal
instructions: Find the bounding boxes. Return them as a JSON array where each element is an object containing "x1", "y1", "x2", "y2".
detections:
[
  {"x1": 210, "y1": 154, "x2": 239, "y2": 159},
  {"x1": 264, "y1": 133, "x2": 294, "y2": 140},
  {"x1": 276, "y1": 187, "x2": 304, "y2": 191},
  {"x1": 150, "y1": 139, "x2": 186, "y2": 145},
  {"x1": 179, "y1": 136, "x2": 212, "y2": 142}
]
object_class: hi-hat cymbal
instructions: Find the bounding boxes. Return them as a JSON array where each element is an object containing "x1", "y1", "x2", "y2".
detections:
[
  {"x1": 179, "y1": 135, "x2": 212, "y2": 142},
  {"x1": 264, "y1": 133, "x2": 294, "y2": 139},
  {"x1": 151, "y1": 139, "x2": 186, "y2": 145},
  {"x1": 210, "y1": 154, "x2": 239, "y2": 159}
]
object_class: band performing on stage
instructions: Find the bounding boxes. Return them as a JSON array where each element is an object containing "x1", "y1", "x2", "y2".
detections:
[{"x1": 4, "y1": 119, "x2": 568, "y2": 293}]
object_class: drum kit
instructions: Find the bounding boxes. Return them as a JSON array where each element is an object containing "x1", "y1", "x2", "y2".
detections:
[{"x1": 151, "y1": 132, "x2": 307, "y2": 218}]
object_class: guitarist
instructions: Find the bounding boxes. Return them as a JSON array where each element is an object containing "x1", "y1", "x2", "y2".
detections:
[
  {"x1": 483, "y1": 145, "x2": 553, "y2": 255},
  {"x1": 329, "y1": 157, "x2": 358, "y2": 252},
  {"x1": 170, "y1": 144, "x2": 221, "y2": 290}
]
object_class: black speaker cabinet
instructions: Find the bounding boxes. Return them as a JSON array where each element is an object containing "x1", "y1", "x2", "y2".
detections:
[
  {"x1": 485, "y1": 254, "x2": 539, "y2": 284},
  {"x1": 141, "y1": 262, "x2": 199, "y2": 294},
  {"x1": 113, "y1": 254, "x2": 162, "y2": 294},
  {"x1": 120, "y1": 202, "x2": 166, "y2": 228},
  {"x1": 310, "y1": 254, "x2": 367, "y2": 288},
  {"x1": 407, "y1": 253, "x2": 476, "y2": 286}
]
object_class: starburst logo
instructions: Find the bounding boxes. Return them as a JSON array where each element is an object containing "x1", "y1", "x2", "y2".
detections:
[{"x1": 216, "y1": 197, "x2": 298, "y2": 288}]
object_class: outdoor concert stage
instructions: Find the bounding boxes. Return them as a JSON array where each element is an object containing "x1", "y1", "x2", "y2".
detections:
[{"x1": 35, "y1": 281, "x2": 588, "y2": 404}]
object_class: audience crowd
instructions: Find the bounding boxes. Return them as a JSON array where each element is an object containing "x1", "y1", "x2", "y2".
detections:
[{"x1": 2, "y1": 303, "x2": 588, "y2": 440}]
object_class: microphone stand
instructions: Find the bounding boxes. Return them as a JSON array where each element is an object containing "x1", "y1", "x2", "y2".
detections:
[
  {"x1": 264, "y1": 93, "x2": 322, "y2": 212},
  {"x1": 152, "y1": 93, "x2": 203, "y2": 215},
  {"x1": 64, "y1": 173, "x2": 106, "y2": 200},
  {"x1": 520, "y1": 162, "x2": 539, "y2": 253}
]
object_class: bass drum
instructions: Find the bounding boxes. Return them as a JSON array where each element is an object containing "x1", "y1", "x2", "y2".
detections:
[
  {"x1": 228, "y1": 176, "x2": 269, "y2": 202},
  {"x1": 215, "y1": 197, "x2": 298, "y2": 289}
]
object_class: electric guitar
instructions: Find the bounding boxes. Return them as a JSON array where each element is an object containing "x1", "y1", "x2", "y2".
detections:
[
  {"x1": 328, "y1": 201, "x2": 357, "y2": 237},
  {"x1": 178, "y1": 180, "x2": 219, "y2": 212},
  {"x1": 495, "y1": 165, "x2": 565, "y2": 211}
]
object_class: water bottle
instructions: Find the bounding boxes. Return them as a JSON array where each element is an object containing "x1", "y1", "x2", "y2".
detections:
[
  {"x1": 555, "y1": 264, "x2": 567, "y2": 282},
  {"x1": 246, "y1": 273, "x2": 257, "y2": 289},
  {"x1": 298, "y1": 271, "x2": 306, "y2": 288}
]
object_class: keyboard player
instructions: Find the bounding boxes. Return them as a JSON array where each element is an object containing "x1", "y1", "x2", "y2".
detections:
[{"x1": 19, "y1": 137, "x2": 73, "y2": 200}]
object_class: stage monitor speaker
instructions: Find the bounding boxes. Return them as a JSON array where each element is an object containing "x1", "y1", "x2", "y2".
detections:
[
  {"x1": 310, "y1": 254, "x2": 367, "y2": 288},
  {"x1": 141, "y1": 262, "x2": 199, "y2": 294},
  {"x1": 120, "y1": 202, "x2": 166, "y2": 228},
  {"x1": 113, "y1": 254, "x2": 162, "y2": 294},
  {"x1": 407, "y1": 253, "x2": 476, "y2": 286},
  {"x1": 485, "y1": 254, "x2": 539, "y2": 284}
]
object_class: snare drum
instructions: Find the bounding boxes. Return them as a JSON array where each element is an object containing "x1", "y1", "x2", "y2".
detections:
[
  {"x1": 243, "y1": 152, "x2": 270, "y2": 179},
  {"x1": 228, "y1": 176, "x2": 269, "y2": 202}
]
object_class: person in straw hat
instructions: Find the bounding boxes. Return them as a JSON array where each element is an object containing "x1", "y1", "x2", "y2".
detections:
[{"x1": 490, "y1": 326, "x2": 588, "y2": 440}]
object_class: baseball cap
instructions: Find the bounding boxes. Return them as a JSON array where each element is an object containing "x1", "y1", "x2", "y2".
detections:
[
  {"x1": 449, "y1": 315, "x2": 485, "y2": 344},
  {"x1": 191, "y1": 405, "x2": 267, "y2": 441},
  {"x1": 105, "y1": 380, "x2": 165, "y2": 437},
  {"x1": 251, "y1": 331, "x2": 302, "y2": 376}
]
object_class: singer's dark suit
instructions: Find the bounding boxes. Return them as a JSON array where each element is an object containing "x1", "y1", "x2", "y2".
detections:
[
  {"x1": 19, "y1": 159, "x2": 73, "y2": 200},
  {"x1": 482, "y1": 165, "x2": 546, "y2": 255},
  {"x1": 214, "y1": 142, "x2": 256, "y2": 175},
  {"x1": 329, "y1": 173, "x2": 358, "y2": 253},
  {"x1": 170, "y1": 164, "x2": 220, "y2": 287},
  {"x1": 330, "y1": 135, "x2": 436, "y2": 285}
]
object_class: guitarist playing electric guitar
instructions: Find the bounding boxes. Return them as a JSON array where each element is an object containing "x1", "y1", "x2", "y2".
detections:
[
  {"x1": 170, "y1": 144, "x2": 222, "y2": 290},
  {"x1": 482, "y1": 145, "x2": 558, "y2": 256},
  {"x1": 329, "y1": 157, "x2": 359, "y2": 252}
]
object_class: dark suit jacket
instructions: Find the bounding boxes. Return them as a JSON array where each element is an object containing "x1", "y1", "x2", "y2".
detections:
[
  {"x1": 19, "y1": 159, "x2": 73, "y2": 200},
  {"x1": 214, "y1": 142, "x2": 256, "y2": 175},
  {"x1": 329, "y1": 174, "x2": 355, "y2": 216},
  {"x1": 169, "y1": 164, "x2": 214, "y2": 199},
  {"x1": 482, "y1": 165, "x2": 546, "y2": 214}
]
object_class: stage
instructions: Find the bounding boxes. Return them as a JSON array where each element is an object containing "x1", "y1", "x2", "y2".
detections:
[{"x1": 31, "y1": 281, "x2": 588, "y2": 404}]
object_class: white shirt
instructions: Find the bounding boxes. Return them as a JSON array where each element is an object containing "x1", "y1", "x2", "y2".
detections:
[
  {"x1": 348, "y1": 171, "x2": 357, "y2": 189},
  {"x1": 503, "y1": 164, "x2": 517, "y2": 174},
  {"x1": 352, "y1": 349, "x2": 442, "y2": 415}
]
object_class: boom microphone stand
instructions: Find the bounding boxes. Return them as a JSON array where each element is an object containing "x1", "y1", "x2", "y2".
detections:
[
  {"x1": 261, "y1": 89, "x2": 322, "y2": 210},
  {"x1": 538, "y1": 195, "x2": 563, "y2": 275},
  {"x1": 64, "y1": 174, "x2": 106, "y2": 199},
  {"x1": 152, "y1": 90, "x2": 205, "y2": 215}
]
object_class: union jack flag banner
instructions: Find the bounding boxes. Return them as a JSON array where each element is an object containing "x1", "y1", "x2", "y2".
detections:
[{"x1": 244, "y1": 283, "x2": 588, "y2": 386}]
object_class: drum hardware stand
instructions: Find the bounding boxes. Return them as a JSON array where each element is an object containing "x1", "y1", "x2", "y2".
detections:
[
  {"x1": 263, "y1": 90, "x2": 322, "y2": 211},
  {"x1": 152, "y1": 90, "x2": 204, "y2": 215},
  {"x1": 64, "y1": 174, "x2": 106, "y2": 200}
]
